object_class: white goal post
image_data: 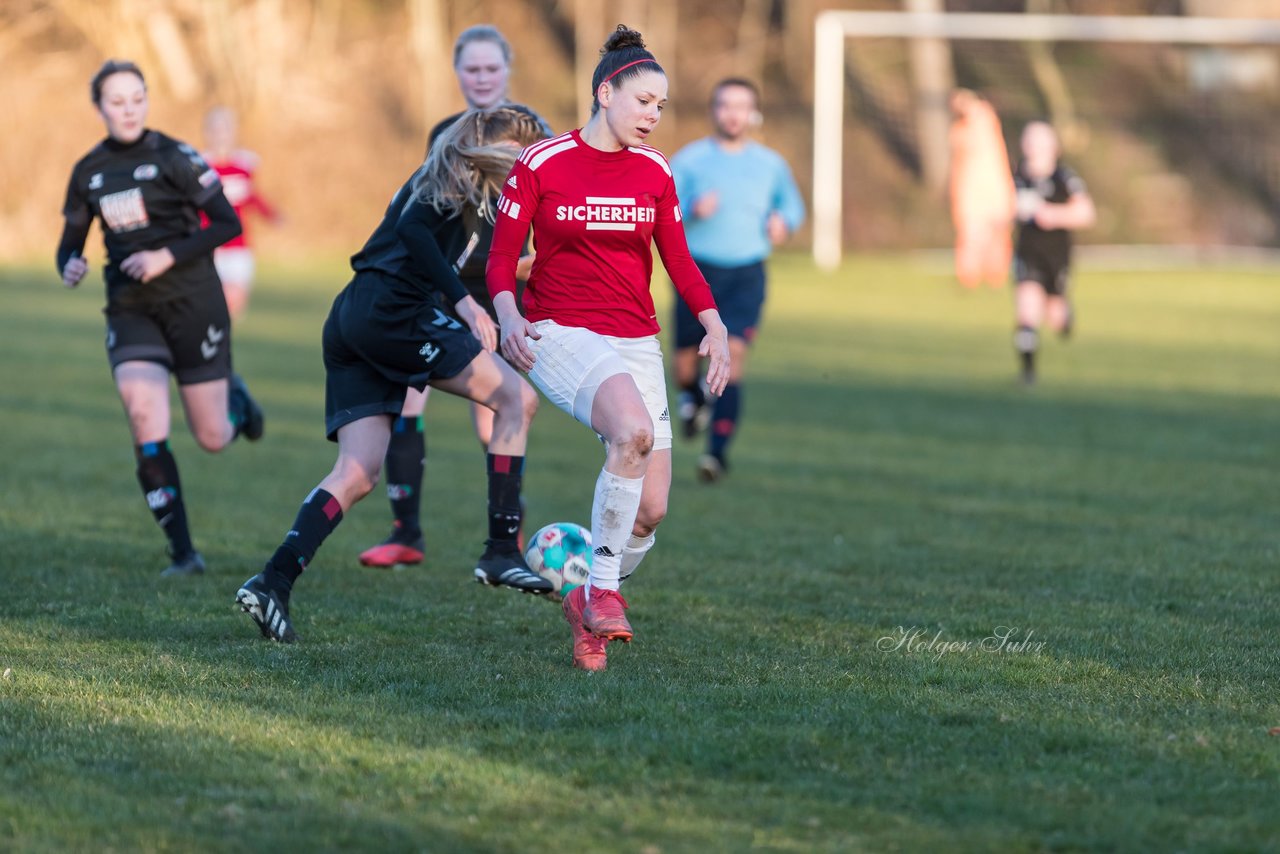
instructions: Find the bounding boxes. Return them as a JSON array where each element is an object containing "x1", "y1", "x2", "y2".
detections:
[{"x1": 812, "y1": 11, "x2": 1280, "y2": 270}]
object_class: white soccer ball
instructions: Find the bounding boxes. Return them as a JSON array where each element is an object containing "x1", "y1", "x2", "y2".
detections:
[{"x1": 524, "y1": 522, "x2": 592, "y2": 600}]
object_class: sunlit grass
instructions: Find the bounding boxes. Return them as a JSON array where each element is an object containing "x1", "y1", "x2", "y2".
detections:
[{"x1": 2, "y1": 256, "x2": 1278, "y2": 851}]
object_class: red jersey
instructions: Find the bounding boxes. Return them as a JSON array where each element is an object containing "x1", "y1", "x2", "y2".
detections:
[
  {"x1": 202, "y1": 150, "x2": 278, "y2": 249},
  {"x1": 487, "y1": 129, "x2": 715, "y2": 338}
]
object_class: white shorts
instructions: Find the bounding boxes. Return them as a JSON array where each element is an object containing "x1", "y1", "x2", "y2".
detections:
[
  {"x1": 214, "y1": 247, "x2": 256, "y2": 289},
  {"x1": 527, "y1": 320, "x2": 672, "y2": 451}
]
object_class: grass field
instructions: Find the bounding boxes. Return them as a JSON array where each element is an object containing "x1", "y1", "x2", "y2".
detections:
[{"x1": 2, "y1": 255, "x2": 1278, "y2": 852}]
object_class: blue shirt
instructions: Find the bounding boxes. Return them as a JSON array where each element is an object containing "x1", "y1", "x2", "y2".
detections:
[{"x1": 671, "y1": 137, "x2": 805, "y2": 267}]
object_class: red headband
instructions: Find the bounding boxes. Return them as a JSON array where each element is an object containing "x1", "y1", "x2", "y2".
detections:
[{"x1": 603, "y1": 58, "x2": 657, "y2": 84}]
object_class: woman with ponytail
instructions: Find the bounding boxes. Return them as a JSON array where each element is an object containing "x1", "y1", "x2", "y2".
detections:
[
  {"x1": 488, "y1": 27, "x2": 730, "y2": 671},
  {"x1": 235, "y1": 106, "x2": 554, "y2": 643}
]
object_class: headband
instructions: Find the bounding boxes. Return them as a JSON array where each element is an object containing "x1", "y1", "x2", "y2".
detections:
[{"x1": 603, "y1": 58, "x2": 658, "y2": 84}]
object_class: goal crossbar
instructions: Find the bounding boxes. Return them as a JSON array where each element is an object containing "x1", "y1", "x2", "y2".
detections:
[{"x1": 813, "y1": 12, "x2": 1280, "y2": 270}]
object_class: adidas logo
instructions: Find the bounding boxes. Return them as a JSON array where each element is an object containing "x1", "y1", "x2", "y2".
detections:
[
  {"x1": 593, "y1": 545, "x2": 616, "y2": 558},
  {"x1": 506, "y1": 175, "x2": 518, "y2": 189},
  {"x1": 266, "y1": 596, "x2": 287, "y2": 637},
  {"x1": 658, "y1": 407, "x2": 670, "y2": 422}
]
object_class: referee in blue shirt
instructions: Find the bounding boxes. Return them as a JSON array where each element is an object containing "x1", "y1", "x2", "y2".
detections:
[{"x1": 670, "y1": 78, "x2": 805, "y2": 482}]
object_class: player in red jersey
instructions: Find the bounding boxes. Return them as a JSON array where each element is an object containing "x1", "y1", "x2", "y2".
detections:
[
  {"x1": 488, "y1": 26, "x2": 730, "y2": 671},
  {"x1": 201, "y1": 107, "x2": 281, "y2": 323}
]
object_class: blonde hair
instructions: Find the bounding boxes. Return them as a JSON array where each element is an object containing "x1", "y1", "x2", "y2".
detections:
[{"x1": 412, "y1": 106, "x2": 550, "y2": 222}]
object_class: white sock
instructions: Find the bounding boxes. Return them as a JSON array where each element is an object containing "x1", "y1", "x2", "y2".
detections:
[
  {"x1": 587, "y1": 469, "x2": 644, "y2": 592},
  {"x1": 619, "y1": 533, "x2": 656, "y2": 585}
]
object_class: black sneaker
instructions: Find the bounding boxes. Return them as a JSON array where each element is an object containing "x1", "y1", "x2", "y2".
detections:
[
  {"x1": 235, "y1": 572, "x2": 297, "y2": 642},
  {"x1": 229, "y1": 374, "x2": 265, "y2": 441},
  {"x1": 161, "y1": 549, "x2": 205, "y2": 578},
  {"x1": 474, "y1": 542, "x2": 553, "y2": 594}
]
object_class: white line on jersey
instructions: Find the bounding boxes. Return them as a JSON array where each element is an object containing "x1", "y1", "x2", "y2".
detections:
[
  {"x1": 629, "y1": 145, "x2": 672, "y2": 176},
  {"x1": 498, "y1": 195, "x2": 522, "y2": 219},
  {"x1": 519, "y1": 132, "x2": 573, "y2": 164},
  {"x1": 528, "y1": 139, "x2": 578, "y2": 171}
]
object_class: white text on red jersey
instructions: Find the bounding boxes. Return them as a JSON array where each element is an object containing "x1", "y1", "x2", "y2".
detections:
[{"x1": 555, "y1": 196, "x2": 655, "y2": 231}]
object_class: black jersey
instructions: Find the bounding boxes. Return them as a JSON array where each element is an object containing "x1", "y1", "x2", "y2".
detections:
[
  {"x1": 1014, "y1": 163, "x2": 1087, "y2": 265},
  {"x1": 61, "y1": 130, "x2": 236, "y2": 308},
  {"x1": 348, "y1": 176, "x2": 478, "y2": 308}
]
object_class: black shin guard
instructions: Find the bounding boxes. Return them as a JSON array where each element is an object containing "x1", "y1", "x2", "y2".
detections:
[
  {"x1": 135, "y1": 440, "x2": 194, "y2": 558},
  {"x1": 486, "y1": 454, "x2": 524, "y2": 548},
  {"x1": 266, "y1": 488, "x2": 344, "y2": 589},
  {"x1": 385, "y1": 416, "x2": 425, "y2": 540}
]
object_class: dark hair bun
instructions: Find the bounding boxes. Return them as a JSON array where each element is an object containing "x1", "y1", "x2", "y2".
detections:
[{"x1": 603, "y1": 25, "x2": 646, "y2": 54}]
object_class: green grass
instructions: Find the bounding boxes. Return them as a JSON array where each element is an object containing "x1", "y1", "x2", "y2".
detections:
[{"x1": 2, "y1": 255, "x2": 1278, "y2": 852}]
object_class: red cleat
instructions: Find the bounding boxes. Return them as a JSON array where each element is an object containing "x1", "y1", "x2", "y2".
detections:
[
  {"x1": 583, "y1": 587, "x2": 632, "y2": 642},
  {"x1": 358, "y1": 528, "x2": 425, "y2": 568},
  {"x1": 562, "y1": 585, "x2": 607, "y2": 671}
]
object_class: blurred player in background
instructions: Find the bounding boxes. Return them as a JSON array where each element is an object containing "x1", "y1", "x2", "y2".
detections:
[
  {"x1": 235, "y1": 107, "x2": 554, "y2": 643},
  {"x1": 670, "y1": 78, "x2": 804, "y2": 483},
  {"x1": 360, "y1": 24, "x2": 550, "y2": 569},
  {"x1": 489, "y1": 26, "x2": 729, "y2": 671},
  {"x1": 1011, "y1": 121, "x2": 1096, "y2": 385},
  {"x1": 201, "y1": 106, "x2": 281, "y2": 324},
  {"x1": 949, "y1": 89, "x2": 1015, "y2": 289},
  {"x1": 57, "y1": 60, "x2": 265, "y2": 577}
]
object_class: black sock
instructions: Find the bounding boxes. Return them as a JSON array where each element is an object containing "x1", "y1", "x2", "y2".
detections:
[
  {"x1": 708, "y1": 383, "x2": 741, "y2": 463},
  {"x1": 135, "y1": 440, "x2": 194, "y2": 559},
  {"x1": 266, "y1": 488, "x2": 344, "y2": 590},
  {"x1": 1014, "y1": 326, "x2": 1039, "y2": 377},
  {"x1": 486, "y1": 453, "x2": 524, "y2": 549},
  {"x1": 384, "y1": 416, "x2": 424, "y2": 539}
]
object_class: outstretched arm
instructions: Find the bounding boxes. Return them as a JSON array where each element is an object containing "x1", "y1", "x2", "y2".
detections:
[{"x1": 653, "y1": 218, "x2": 728, "y2": 395}]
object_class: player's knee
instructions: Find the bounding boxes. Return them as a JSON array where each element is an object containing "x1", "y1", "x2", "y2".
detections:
[
  {"x1": 617, "y1": 422, "x2": 654, "y2": 458},
  {"x1": 634, "y1": 500, "x2": 666, "y2": 535},
  {"x1": 494, "y1": 378, "x2": 537, "y2": 424},
  {"x1": 518, "y1": 383, "x2": 539, "y2": 425},
  {"x1": 193, "y1": 422, "x2": 231, "y2": 453}
]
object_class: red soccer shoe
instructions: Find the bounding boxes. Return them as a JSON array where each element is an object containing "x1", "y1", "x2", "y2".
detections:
[
  {"x1": 562, "y1": 585, "x2": 608, "y2": 671},
  {"x1": 582, "y1": 587, "x2": 632, "y2": 642}
]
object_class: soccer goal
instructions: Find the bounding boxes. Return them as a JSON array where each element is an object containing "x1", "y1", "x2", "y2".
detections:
[{"x1": 812, "y1": 10, "x2": 1280, "y2": 270}]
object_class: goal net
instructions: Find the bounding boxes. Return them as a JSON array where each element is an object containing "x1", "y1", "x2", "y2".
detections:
[{"x1": 812, "y1": 11, "x2": 1280, "y2": 269}]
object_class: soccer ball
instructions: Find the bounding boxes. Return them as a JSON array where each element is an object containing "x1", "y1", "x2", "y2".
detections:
[{"x1": 524, "y1": 522, "x2": 592, "y2": 599}]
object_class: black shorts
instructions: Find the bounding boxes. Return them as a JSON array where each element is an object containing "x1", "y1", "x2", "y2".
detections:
[
  {"x1": 323, "y1": 271, "x2": 483, "y2": 441},
  {"x1": 1014, "y1": 253, "x2": 1071, "y2": 297},
  {"x1": 673, "y1": 260, "x2": 766, "y2": 349},
  {"x1": 104, "y1": 288, "x2": 232, "y2": 385}
]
